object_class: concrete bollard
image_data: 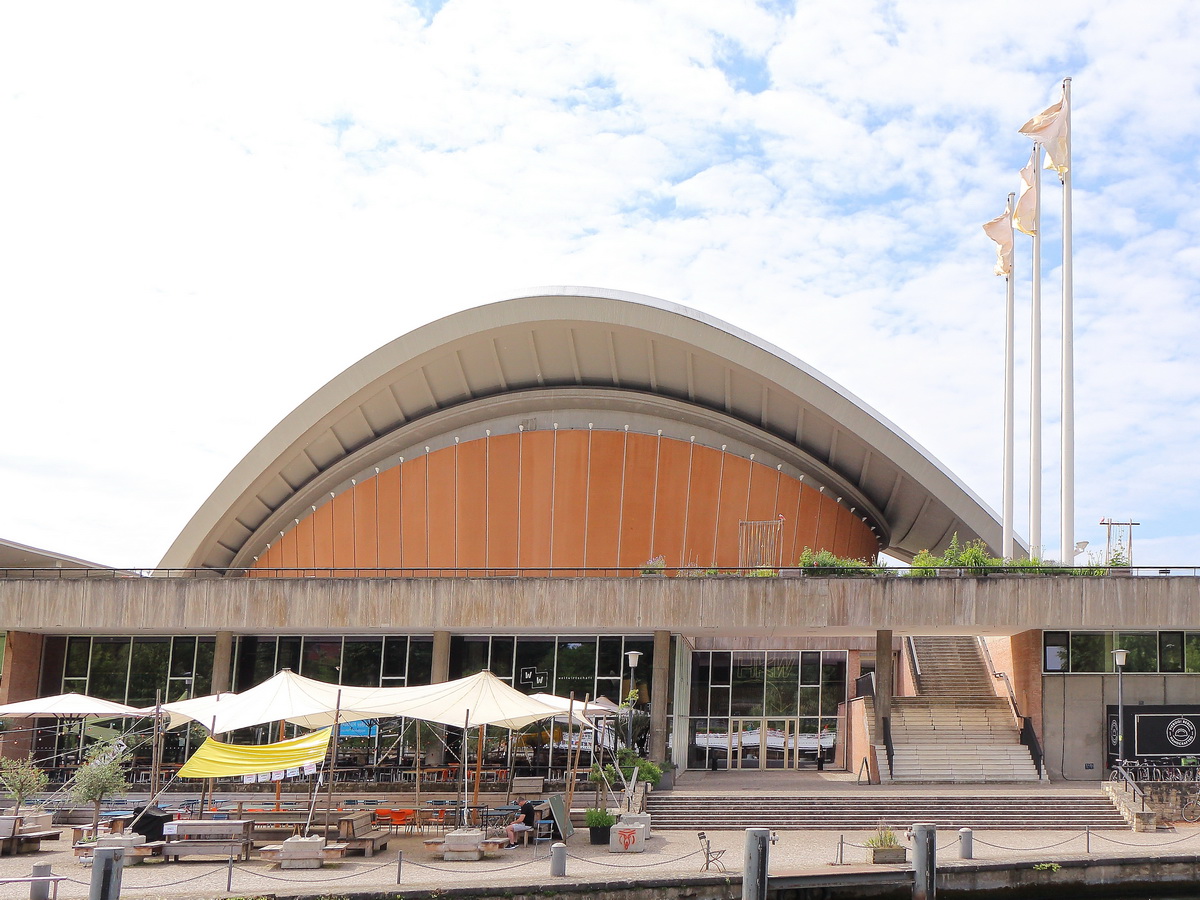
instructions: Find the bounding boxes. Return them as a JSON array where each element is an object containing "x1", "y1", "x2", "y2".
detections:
[
  {"x1": 911, "y1": 823, "x2": 936, "y2": 900},
  {"x1": 958, "y1": 828, "x2": 973, "y2": 860},
  {"x1": 89, "y1": 847, "x2": 124, "y2": 900},
  {"x1": 550, "y1": 842, "x2": 567, "y2": 877},
  {"x1": 742, "y1": 829, "x2": 771, "y2": 900},
  {"x1": 30, "y1": 863, "x2": 51, "y2": 900}
]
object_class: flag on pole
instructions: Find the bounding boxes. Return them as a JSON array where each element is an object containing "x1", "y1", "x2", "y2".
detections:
[
  {"x1": 1013, "y1": 146, "x2": 1038, "y2": 236},
  {"x1": 1019, "y1": 91, "x2": 1069, "y2": 177},
  {"x1": 983, "y1": 198, "x2": 1014, "y2": 277}
]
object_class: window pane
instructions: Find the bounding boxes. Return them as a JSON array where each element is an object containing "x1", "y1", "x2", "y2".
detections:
[
  {"x1": 624, "y1": 639, "x2": 654, "y2": 703},
  {"x1": 1186, "y1": 634, "x2": 1200, "y2": 673},
  {"x1": 234, "y1": 637, "x2": 276, "y2": 690},
  {"x1": 65, "y1": 637, "x2": 91, "y2": 679},
  {"x1": 193, "y1": 638, "x2": 215, "y2": 697},
  {"x1": 127, "y1": 638, "x2": 171, "y2": 708},
  {"x1": 597, "y1": 637, "x2": 623, "y2": 678},
  {"x1": 302, "y1": 638, "x2": 341, "y2": 683},
  {"x1": 514, "y1": 639, "x2": 555, "y2": 693},
  {"x1": 1044, "y1": 632, "x2": 1069, "y2": 672},
  {"x1": 89, "y1": 637, "x2": 130, "y2": 702},
  {"x1": 277, "y1": 637, "x2": 301, "y2": 673},
  {"x1": 1161, "y1": 633, "x2": 1184, "y2": 673},
  {"x1": 1070, "y1": 633, "x2": 1111, "y2": 672},
  {"x1": 800, "y1": 651, "x2": 821, "y2": 685},
  {"x1": 709, "y1": 652, "x2": 731, "y2": 686},
  {"x1": 763, "y1": 652, "x2": 798, "y2": 717},
  {"x1": 821, "y1": 652, "x2": 847, "y2": 717},
  {"x1": 408, "y1": 638, "x2": 433, "y2": 685},
  {"x1": 1118, "y1": 633, "x2": 1157, "y2": 672},
  {"x1": 341, "y1": 638, "x2": 383, "y2": 686},
  {"x1": 709, "y1": 686, "x2": 730, "y2": 718},
  {"x1": 555, "y1": 639, "x2": 596, "y2": 698},
  {"x1": 382, "y1": 637, "x2": 408, "y2": 679},
  {"x1": 490, "y1": 637, "x2": 514, "y2": 679},
  {"x1": 450, "y1": 636, "x2": 490, "y2": 680},
  {"x1": 690, "y1": 652, "x2": 711, "y2": 716},
  {"x1": 730, "y1": 651, "x2": 764, "y2": 716},
  {"x1": 798, "y1": 686, "x2": 819, "y2": 717},
  {"x1": 170, "y1": 637, "x2": 197, "y2": 678}
]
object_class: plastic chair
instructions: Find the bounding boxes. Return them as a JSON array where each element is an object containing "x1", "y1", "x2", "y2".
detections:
[
  {"x1": 699, "y1": 832, "x2": 726, "y2": 872},
  {"x1": 373, "y1": 808, "x2": 395, "y2": 831}
]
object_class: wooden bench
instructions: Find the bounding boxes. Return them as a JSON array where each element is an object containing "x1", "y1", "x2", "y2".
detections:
[
  {"x1": 73, "y1": 840, "x2": 166, "y2": 862},
  {"x1": 162, "y1": 819, "x2": 253, "y2": 861},
  {"x1": 1, "y1": 830, "x2": 62, "y2": 855},
  {"x1": 259, "y1": 841, "x2": 348, "y2": 866},
  {"x1": 336, "y1": 811, "x2": 390, "y2": 857},
  {"x1": 510, "y1": 776, "x2": 545, "y2": 797},
  {"x1": 423, "y1": 836, "x2": 509, "y2": 855}
]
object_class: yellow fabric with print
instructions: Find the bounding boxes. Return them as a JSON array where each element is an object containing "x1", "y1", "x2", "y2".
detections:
[{"x1": 177, "y1": 727, "x2": 331, "y2": 778}]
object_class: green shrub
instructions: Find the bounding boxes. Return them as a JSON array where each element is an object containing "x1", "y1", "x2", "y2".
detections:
[
  {"x1": 585, "y1": 808, "x2": 616, "y2": 827},
  {"x1": 795, "y1": 547, "x2": 874, "y2": 576}
]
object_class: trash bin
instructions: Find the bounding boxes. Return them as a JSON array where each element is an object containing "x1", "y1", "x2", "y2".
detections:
[{"x1": 130, "y1": 806, "x2": 173, "y2": 843}]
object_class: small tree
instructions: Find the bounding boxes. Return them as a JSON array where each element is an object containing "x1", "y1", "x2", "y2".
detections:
[
  {"x1": 0, "y1": 755, "x2": 49, "y2": 815},
  {"x1": 69, "y1": 740, "x2": 131, "y2": 830}
]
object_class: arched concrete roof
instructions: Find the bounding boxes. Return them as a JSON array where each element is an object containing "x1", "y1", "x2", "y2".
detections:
[{"x1": 161, "y1": 287, "x2": 1005, "y2": 570}]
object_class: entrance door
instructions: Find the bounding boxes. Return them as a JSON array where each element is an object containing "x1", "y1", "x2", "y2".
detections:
[
  {"x1": 729, "y1": 718, "x2": 808, "y2": 769},
  {"x1": 729, "y1": 719, "x2": 763, "y2": 769}
]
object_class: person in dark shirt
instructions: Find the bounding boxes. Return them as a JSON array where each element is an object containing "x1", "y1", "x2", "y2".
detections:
[{"x1": 504, "y1": 796, "x2": 539, "y2": 848}]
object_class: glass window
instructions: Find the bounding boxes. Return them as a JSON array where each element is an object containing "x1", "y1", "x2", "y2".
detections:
[
  {"x1": 88, "y1": 637, "x2": 130, "y2": 702},
  {"x1": 170, "y1": 637, "x2": 197, "y2": 678},
  {"x1": 730, "y1": 651, "x2": 764, "y2": 716},
  {"x1": 341, "y1": 638, "x2": 383, "y2": 686},
  {"x1": 624, "y1": 638, "x2": 654, "y2": 703},
  {"x1": 490, "y1": 637, "x2": 514, "y2": 679},
  {"x1": 820, "y1": 652, "x2": 847, "y2": 717},
  {"x1": 408, "y1": 638, "x2": 433, "y2": 685},
  {"x1": 234, "y1": 637, "x2": 276, "y2": 690},
  {"x1": 382, "y1": 637, "x2": 408, "y2": 679},
  {"x1": 800, "y1": 651, "x2": 821, "y2": 685},
  {"x1": 1044, "y1": 632, "x2": 1069, "y2": 672},
  {"x1": 302, "y1": 638, "x2": 341, "y2": 683},
  {"x1": 709, "y1": 686, "x2": 730, "y2": 717},
  {"x1": 127, "y1": 637, "x2": 171, "y2": 708},
  {"x1": 514, "y1": 638, "x2": 555, "y2": 692},
  {"x1": 798, "y1": 686, "x2": 820, "y2": 717},
  {"x1": 277, "y1": 637, "x2": 301, "y2": 673},
  {"x1": 1070, "y1": 633, "x2": 1112, "y2": 672},
  {"x1": 709, "y1": 652, "x2": 731, "y2": 686},
  {"x1": 1161, "y1": 633, "x2": 1184, "y2": 673},
  {"x1": 194, "y1": 638, "x2": 215, "y2": 697},
  {"x1": 555, "y1": 639, "x2": 596, "y2": 698},
  {"x1": 690, "y1": 652, "x2": 711, "y2": 716},
  {"x1": 763, "y1": 652, "x2": 799, "y2": 717},
  {"x1": 450, "y1": 636, "x2": 491, "y2": 680},
  {"x1": 65, "y1": 637, "x2": 90, "y2": 680},
  {"x1": 1186, "y1": 634, "x2": 1200, "y2": 674},
  {"x1": 1118, "y1": 633, "x2": 1157, "y2": 672},
  {"x1": 597, "y1": 637, "x2": 624, "y2": 678}
]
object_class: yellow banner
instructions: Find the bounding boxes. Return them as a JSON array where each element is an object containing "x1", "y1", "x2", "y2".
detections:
[{"x1": 177, "y1": 728, "x2": 331, "y2": 778}]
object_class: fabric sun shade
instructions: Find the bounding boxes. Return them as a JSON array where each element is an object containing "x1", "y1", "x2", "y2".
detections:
[
  {"x1": 528, "y1": 693, "x2": 611, "y2": 720},
  {"x1": 0, "y1": 692, "x2": 141, "y2": 718},
  {"x1": 161, "y1": 669, "x2": 569, "y2": 734},
  {"x1": 177, "y1": 727, "x2": 332, "y2": 779}
]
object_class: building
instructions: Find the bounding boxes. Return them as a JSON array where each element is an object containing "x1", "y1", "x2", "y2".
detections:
[{"x1": 2, "y1": 288, "x2": 1197, "y2": 781}]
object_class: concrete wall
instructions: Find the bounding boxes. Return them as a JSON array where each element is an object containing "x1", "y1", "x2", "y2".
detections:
[
  {"x1": 3, "y1": 574, "x2": 1196, "y2": 637},
  {"x1": 1043, "y1": 672, "x2": 1200, "y2": 781}
]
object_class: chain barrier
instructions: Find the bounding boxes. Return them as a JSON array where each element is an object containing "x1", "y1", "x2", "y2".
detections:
[
  {"x1": 563, "y1": 848, "x2": 704, "y2": 869},
  {"x1": 972, "y1": 833, "x2": 1085, "y2": 852},
  {"x1": 91, "y1": 864, "x2": 227, "y2": 888},
  {"x1": 1090, "y1": 829, "x2": 1200, "y2": 848},
  {"x1": 402, "y1": 856, "x2": 545, "y2": 873},
  {"x1": 229, "y1": 859, "x2": 397, "y2": 883}
]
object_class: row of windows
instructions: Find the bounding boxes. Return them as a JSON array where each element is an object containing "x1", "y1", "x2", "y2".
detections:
[
  {"x1": 1044, "y1": 632, "x2": 1200, "y2": 673},
  {"x1": 689, "y1": 650, "x2": 847, "y2": 718}
]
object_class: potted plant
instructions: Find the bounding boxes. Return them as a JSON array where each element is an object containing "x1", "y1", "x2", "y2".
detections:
[
  {"x1": 69, "y1": 740, "x2": 131, "y2": 832},
  {"x1": 865, "y1": 823, "x2": 906, "y2": 863},
  {"x1": 585, "y1": 807, "x2": 616, "y2": 845},
  {"x1": 639, "y1": 555, "x2": 666, "y2": 576}
]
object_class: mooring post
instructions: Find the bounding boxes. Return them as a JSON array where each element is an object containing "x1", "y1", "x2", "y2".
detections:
[
  {"x1": 89, "y1": 847, "x2": 124, "y2": 900},
  {"x1": 550, "y1": 842, "x2": 567, "y2": 876},
  {"x1": 912, "y1": 823, "x2": 936, "y2": 900},
  {"x1": 1086, "y1": 824, "x2": 1091, "y2": 854},
  {"x1": 958, "y1": 828, "x2": 972, "y2": 859},
  {"x1": 743, "y1": 828, "x2": 772, "y2": 900},
  {"x1": 396, "y1": 849, "x2": 404, "y2": 883}
]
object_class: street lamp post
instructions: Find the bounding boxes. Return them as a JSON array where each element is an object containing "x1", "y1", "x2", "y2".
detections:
[
  {"x1": 625, "y1": 650, "x2": 642, "y2": 751},
  {"x1": 1113, "y1": 648, "x2": 1128, "y2": 766}
]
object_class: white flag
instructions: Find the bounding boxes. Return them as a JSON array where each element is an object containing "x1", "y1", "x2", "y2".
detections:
[
  {"x1": 983, "y1": 199, "x2": 1014, "y2": 277},
  {"x1": 1019, "y1": 91, "x2": 1069, "y2": 177},
  {"x1": 1013, "y1": 147, "x2": 1038, "y2": 236}
]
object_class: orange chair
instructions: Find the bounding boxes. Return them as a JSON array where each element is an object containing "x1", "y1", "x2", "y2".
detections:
[
  {"x1": 390, "y1": 809, "x2": 417, "y2": 833},
  {"x1": 373, "y1": 808, "x2": 396, "y2": 831}
]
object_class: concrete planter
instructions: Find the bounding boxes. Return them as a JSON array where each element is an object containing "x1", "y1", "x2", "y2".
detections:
[{"x1": 867, "y1": 846, "x2": 907, "y2": 864}]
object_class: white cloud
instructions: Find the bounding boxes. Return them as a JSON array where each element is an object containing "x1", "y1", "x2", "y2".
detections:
[{"x1": 0, "y1": 0, "x2": 1197, "y2": 567}]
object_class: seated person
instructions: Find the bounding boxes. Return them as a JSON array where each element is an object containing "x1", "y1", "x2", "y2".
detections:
[{"x1": 504, "y1": 796, "x2": 540, "y2": 848}]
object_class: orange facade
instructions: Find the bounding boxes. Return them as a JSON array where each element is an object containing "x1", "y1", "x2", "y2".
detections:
[{"x1": 252, "y1": 431, "x2": 878, "y2": 574}]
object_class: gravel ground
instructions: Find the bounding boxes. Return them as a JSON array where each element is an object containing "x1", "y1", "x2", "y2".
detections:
[{"x1": 2, "y1": 825, "x2": 1199, "y2": 900}]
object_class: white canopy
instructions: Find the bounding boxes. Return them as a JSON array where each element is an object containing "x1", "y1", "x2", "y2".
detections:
[
  {"x1": 528, "y1": 693, "x2": 612, "y2": 719},
  {"x1": 0, "y1": 692, "x2": 141, "y2": 718},
  {"x1": 160, "y1": 669, "x2": 572, "y2": 734}
]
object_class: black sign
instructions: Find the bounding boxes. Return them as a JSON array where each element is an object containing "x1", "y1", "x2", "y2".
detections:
[{"x1": 1135, "y1": 714, "x2": 1200, "y2": 756}]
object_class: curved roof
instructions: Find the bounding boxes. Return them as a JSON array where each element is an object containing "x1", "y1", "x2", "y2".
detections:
[{"x1": 161, "y1": 287, "x2": 1004, "y2": 570}]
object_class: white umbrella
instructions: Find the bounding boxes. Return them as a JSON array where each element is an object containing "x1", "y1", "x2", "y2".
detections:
[
  {"x1": 527, "y1": 693, "x2": 611, "y2": 719},
  {"x1": 353, "y1": 671, "x2": 574, "y2": 729},
  {"x1": 0, "y1": 692, "x2": 140, "y2": 718}
]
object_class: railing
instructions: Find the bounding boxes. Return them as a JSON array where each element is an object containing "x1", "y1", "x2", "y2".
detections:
[
  {"x1": 1020, "y1": 717, "x2": 1045, "y2": 780},
  {"x1": 4, "y1": 565, "x2": 1199, "y2": 580},
  {"x1": 854, "y1": 671, "x2": 876, "y2": 699},
  {"x1": 1108, "y1": 760, "x2": 1149, "y2": 812},
  {"x1": 906, "y1": 636, "x2": 922, "y2": 681},
  {"x1": 977, "y1": 638, "x2": 1024, "y2": 730},
  {"x1": 881, "y1": 715, "x2": 895, "y2": 779}
]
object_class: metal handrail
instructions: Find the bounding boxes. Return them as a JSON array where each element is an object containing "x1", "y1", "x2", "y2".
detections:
[
  {"x1": 977, "y1": 637, "x2": 1024, "y2": 729},
  {"x1": 906, "y1": 635, "x2": 922, "y2": 680}
]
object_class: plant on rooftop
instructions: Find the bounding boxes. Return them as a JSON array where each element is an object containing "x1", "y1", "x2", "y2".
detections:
[{"x1": 795, "y1": 547, "x2": 875, "y2": 576}]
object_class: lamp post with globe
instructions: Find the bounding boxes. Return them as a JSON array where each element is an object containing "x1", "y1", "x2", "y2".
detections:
[{"x1": 1113, "y1": 648, "x2": 1128, "y2": 766}]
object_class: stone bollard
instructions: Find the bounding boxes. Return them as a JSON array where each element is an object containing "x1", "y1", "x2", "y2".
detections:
[
  {"x1": 550, "y1": 842, "x2": 567, "y2": 877},
  {"x1": 911, "y1": 823, "x2": 936, "y2": 900},
  {"x1": 958, "y1": 827, "x2": 973, "y2": 859},
  {"x1": 30, "y1": 863, "x2": 51, "y2": 900},
  {"x1": 89, "y1": 847, "x2": 124, "y2": 900}
]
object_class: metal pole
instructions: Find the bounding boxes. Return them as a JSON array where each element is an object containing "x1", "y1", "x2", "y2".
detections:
[
  {"x1": 912, "y1": 823, "x2": 936, "y2": 900},
  {"x1": 550, "y1": 841, "x2": 567, "y2": 876},
  {"x1": 742, "y1": 828, "x2": 770, "y2": 900},
  {"x1": 396, "y1": 849, "x2": 404, "y2": 883},
  {"x1": 1059, "y1": 76, "x2": 1074, "y2": 565},
  {"x1": 88, "y1": 847, "x2": 124, "y2": 900},
  {"x1": 1003, "y1": 190, "x2": 1016, "y2": 560},
  {"x1": 226, "y1": 850, "x2": 234, "y2": 892},
  {"x1": 1117, "y1": 663, "x2": 1125, "y2": 764},
  {"x1": 1029, "y1": 143, "x2": 1043, "y2": 556}
]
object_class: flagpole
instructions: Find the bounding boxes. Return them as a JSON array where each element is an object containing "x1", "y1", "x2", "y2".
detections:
[
  {"x1": 1060, "y1": 77, "x2": 1074, "y2": 565},
  {"x1": 1003, "y1": 191, "x2": 1016, "y2": 561},
  {"x1": 1030, "y1": 144, "x2": 1043, "y2": 558}
]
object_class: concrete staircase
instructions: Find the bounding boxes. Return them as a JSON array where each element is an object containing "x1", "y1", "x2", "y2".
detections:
[
  {"x1": 881, "y1": 636, "x2": 1040, "y2": 783},
  {"x1": 644, "y1": 793, "x2": 1127, "y2": 830}
]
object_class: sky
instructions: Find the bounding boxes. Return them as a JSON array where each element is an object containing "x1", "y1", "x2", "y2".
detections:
[{"x1": 1, "y1": 0, "x2": 1198, "y2": 569}]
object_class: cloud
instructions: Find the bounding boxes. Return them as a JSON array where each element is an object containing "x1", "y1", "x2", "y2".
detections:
[{"x1": 0, "y1": 0, "x2": 1197, "y2": 566}]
